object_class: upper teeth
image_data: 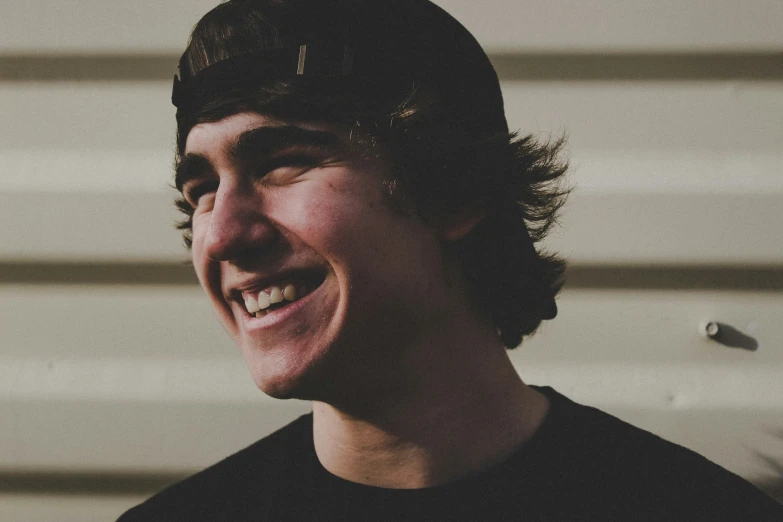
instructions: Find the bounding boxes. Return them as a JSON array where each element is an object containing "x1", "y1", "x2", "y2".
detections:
[{"x1": 244, "y1": 283, "x2": 300, "y2": 314}]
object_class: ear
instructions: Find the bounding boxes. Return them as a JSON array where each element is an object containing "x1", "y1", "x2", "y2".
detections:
[{"x1": 437, "y1": 206, "x2": 487, "y2": 242}]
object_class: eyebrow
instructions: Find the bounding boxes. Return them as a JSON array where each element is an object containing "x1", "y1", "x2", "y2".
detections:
[{"x1": 174, "y1": 125, "x2": 343, "y2": 192}]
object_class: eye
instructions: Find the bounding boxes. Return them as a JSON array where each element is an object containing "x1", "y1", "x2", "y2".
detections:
[
  {"x1": 260, "y1": 155, "x2": 315, "y2": 177},
  {"x1": 184, "y1": 180, "x2": 219, "y2": 208}
]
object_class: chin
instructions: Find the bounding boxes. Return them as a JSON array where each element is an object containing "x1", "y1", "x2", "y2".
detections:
[
  {"x1": 243, "y1": 346, "x2": 331, "y2": 402},
  {"x1": 255, "y1": 380, "x2": 303, "y2": 401}
]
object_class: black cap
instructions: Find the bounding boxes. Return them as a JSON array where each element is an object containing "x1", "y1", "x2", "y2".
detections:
[{"x1": 173, "y1": 0, "x2": 507, "y2": 135}]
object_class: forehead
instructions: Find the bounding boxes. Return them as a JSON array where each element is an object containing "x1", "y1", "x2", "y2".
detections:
[{"x1": 185, "y1": 112, "x2": 262, "y2": 154}]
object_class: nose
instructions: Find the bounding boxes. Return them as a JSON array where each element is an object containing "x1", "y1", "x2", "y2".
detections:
[{"x1": 201, "y1": 180, "x2": 278, "y2": 262}]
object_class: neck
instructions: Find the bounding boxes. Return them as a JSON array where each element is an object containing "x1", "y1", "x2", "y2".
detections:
[{"x1": 311, "y1": 318, "x2": 549, "y2": 489}]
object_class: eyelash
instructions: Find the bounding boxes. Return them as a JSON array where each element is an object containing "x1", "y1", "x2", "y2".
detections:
[
  {"x1": 182, "y1": 154, "x2": 319, "y2": 209},
  {"x1": 184, "y1": 181, "x2": 218, "y2": 207}
]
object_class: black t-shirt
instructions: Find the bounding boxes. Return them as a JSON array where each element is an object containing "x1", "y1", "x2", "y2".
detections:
[{"x1": 118, "y1": 386, "x2": 782, "y2": 521}]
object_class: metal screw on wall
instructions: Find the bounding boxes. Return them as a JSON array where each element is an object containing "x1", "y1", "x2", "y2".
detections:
[{"x1": 701, "y1": 321, "x2": 721, "y2": 339}]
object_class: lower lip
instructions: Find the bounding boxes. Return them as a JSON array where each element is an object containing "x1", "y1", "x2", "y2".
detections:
[{"x1": 240, "y1": 283, "x2": 321, "y2": 331}]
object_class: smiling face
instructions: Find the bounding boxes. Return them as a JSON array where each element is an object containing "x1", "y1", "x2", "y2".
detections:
[{"x1": 180, "y1": 112, "x2": 454, "y2": 402}]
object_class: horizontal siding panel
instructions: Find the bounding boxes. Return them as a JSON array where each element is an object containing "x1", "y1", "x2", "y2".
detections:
[
  {"x1": 0, "y1": 286, "x2": 226, "y2": 358},
  {"x1": 3, "y1": 190, "x2": 781, "y2": 264},
  {"x1": 0, "y1": 83, "x2": 174, "y2": 151},
  {"x1": 0, "y1": 494, "x2": 146, "y2": 522},
  {"x1": 3, "y1": 285, "x2": 782, "y2": 367},
  {"x1": 2, "y1": 149, "x2": 780, "y2": 196},
  {"x1": 501, "y1": 82, "x2": 783, "y2": 154},
  {"x1": 436, "y1": 0, "x2": 783, "y2": 52},
  {"x1": 3, "y1": 81, "x2": 782, "y2": 153},
  {"x1": 2, "y1": 0, "x2": 782, "y2": 53},
  {"x1": 2, "y1": 147, "x2": 780, "y2": 200},
  {"x1": 547, "y1": 191, "x2": 783, "y2": 264},
  {"x1": 518, "y1": 288, "x2": 783, "y2": 363},
  {"x1": 4, "y1": 358, "x2": 783, "y2": 411},
  {"x1": 1, "y1": 397, "x2": 312, "y2": 471},
  {"x1": 0, "y1": 192, "x2": 188, "y2": 262},
  {"x1": 0, "y1": 0, "x2": 217, "y2": 54}
]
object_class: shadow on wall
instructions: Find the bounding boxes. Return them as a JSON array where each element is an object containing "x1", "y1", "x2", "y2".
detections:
[
  {"x1": 702, "y1": 322, "x2": 758, "y2": 351},
  {"x1": 754, "y1": 432, "x2": 783, "y2": 504}
]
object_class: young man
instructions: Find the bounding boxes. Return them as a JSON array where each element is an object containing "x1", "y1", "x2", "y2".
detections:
[{"x1": 120, "y1": 0, "x2": 782, "y2": 519}]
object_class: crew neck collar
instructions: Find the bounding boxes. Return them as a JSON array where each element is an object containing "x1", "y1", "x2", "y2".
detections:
[{"x1": 301, "y1": 385, "x2": 564, "y2": 496}]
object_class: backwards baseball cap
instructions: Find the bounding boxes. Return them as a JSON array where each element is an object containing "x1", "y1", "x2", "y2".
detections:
[{"x1": 172, "y1": 0, "x2": 507, "y2": 136}]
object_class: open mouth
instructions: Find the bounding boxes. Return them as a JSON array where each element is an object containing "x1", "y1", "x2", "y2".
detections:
[{"x1": 239, "y1": 270, "x2": 326, "y2": 318}]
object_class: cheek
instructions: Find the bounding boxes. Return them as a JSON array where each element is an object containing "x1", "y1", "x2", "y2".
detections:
[
  {"x1": 189, "y1": 216, "x2": 221, "y2": 295},
  {"x1": 190, "y1": 221, "x2": 208, "y2": 273},
  {"x1": 284, "y1": 182, "x2": 380, "y2": 246},
  {"x1": 303, "y1": 188, "x2": 427, "y2": 284}
]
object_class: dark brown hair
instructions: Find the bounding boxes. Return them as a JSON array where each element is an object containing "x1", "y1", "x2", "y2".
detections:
[{"x1": 174, "y1": 0, "x2": 571, "y2": 347}]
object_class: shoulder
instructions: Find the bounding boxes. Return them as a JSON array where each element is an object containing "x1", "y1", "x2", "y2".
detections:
[
  {"x1": 116, "y1": 413, "x2": 313, "y2": 522},
  {"x1": 532, "y1": 386, "x2": 783, "y2": 520}
]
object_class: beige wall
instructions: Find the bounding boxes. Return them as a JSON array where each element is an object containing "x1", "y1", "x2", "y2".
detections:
[{"x1": 1, "y1": 1, "x2": 782, "y2": 519}]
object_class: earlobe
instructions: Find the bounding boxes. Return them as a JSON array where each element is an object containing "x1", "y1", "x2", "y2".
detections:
[{"x1": 438, "y1": 208, "x2": 487, "y2": 242}]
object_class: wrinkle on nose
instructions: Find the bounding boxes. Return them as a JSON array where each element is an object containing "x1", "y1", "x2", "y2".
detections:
[{"x1": 203, "y1": 184, "x2": 277, "y2": 262}]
